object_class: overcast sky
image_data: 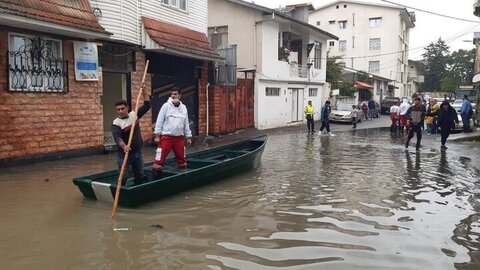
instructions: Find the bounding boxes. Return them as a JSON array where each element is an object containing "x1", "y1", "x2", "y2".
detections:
[{"x1": 244, "y1": 0, "x2": 480, "y2": 60}]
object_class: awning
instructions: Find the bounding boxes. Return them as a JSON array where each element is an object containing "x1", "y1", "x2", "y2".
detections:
[
  {"x1": 354, "y1": 81, "x2": 374, "y2": 89},
  {"x1": 142, "y1": 17, "x2": 223, "y2": 61}
]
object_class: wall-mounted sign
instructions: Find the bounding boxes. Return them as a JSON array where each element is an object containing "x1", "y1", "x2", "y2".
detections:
[{"x1": 73, "y1": 41, "x2": 99, "y2": 81}]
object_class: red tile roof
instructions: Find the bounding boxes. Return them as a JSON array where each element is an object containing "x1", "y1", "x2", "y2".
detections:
[
  {"x1": 142, "y1": 16, "x2": 221, "y2": 61},
  {"x1": 0, "y1": 0, "x2": 108, "y2": 34},
  {"x1": 354, "y1": 81, "x2": 374, "y2": 89}
]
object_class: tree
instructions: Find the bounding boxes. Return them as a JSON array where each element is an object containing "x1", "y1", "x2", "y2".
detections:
[
  {"x1": 422, "y1": 38, "x2": 449, "y2": 91},
  {"x1": 446, "y1": 48, "x2": 475, "y2": 87},
  {"x1": 326, "y1": 56, "x2": 343, "y2": 90},
  {"x1": 440, "y1": 71, "x2": 461, "y2": 92}
]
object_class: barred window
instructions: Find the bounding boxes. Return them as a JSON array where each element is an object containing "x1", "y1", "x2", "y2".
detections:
[
  {"x1": 314, "y1": 42, "x2": 322, "y2": 69},
  {"x1": 339, "y1": 20, "x2": 347, "y2": 29},
  {"x1": 369, "y1": 38, "x2": 381, "y2": 50},
  {"x1": 309, "y1": 88, "x2": 318, "y2": 97},
  {"x1": 339, "y1": 40, "x2": 347, "y2": 52},
  {"x1": 368, "y1": 61, "x2": 380, "y2": 73},
  {"x1": 266, "y1": 87, "x2": 280, "y2": 96},
  {"x1": 8, "y1": 34, "x2": 67, "y2": 93}
]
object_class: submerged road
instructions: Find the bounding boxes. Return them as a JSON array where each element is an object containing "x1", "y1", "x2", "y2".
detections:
[{"x1": 0, "y1": 118, "x2": 479, "y2": 270}]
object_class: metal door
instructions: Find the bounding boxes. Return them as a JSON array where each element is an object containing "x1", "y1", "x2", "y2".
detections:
[{"x1": 290, "y1": 88, "x2": 304, "y2": 122}]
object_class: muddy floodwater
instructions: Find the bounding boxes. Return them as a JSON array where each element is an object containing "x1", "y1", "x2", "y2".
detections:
[{"x1": 1, "y1": 130, "x2": 479, "y2": 270}]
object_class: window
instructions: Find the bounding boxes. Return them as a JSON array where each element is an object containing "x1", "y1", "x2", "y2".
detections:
[
  {"x1": 215, "y1": 45, "x2": 237, "y2": 85},
  {"x1": 316, "y1": 21, "x2": 321, "y2": 26},
  {"x1": 328, "y1": 20, "x2": 335, "y2": 24},
  {"x1": 339, "y1": 20, "x2": 347, "y2": 29},
  {"x1": 8, "y1": 34, "x2": 66, "y2": 92},
  {"x1": 339, "y1": 40, "x2": 347, "y2": 52},
  {"x1": 314, "y1": 42, "x2": 322, "y2": 69},
  {"x1": 329, "y1": 41, "x2": 335, "y2": 46},
  {"x1": 208, "y1": 26, "x2": 228, "y2": 49},
  {"x1": 338, "y1": 61, "x2": 346, "y2": 67},
  {"x1": 368, "y1": 61, "x2": 380, "y2": 73},
  {"x1": 309, "y1": 88, "x2": 318, "y2": 97},
  {"x1": 160, "y1": 0, "x2": 187, "y2": 11},
  {"x1": 369, "y1": 17, "x2": 381, "y2": 27},
  {"x1": 266, "y1": 87, "x2": 280, "y2": 96},
  {"x1": 369, "y1": 38, "x2": 381, "y2": 50}
]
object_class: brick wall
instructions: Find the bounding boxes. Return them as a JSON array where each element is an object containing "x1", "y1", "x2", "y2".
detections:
[
  {"x1": 0, "y1": 30, "x2": 103, "y2": 161},
  {"x1": 198, "y1": 61, "x2": 211, "y2": 136},
  {"x1": 130, "y1": 51, "x2": 152, "y2": 143}
]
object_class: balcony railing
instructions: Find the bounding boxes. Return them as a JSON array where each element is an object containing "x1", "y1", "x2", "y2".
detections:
[{"x1": 289, "y1": 63, "x2": 309, "y2": 78}]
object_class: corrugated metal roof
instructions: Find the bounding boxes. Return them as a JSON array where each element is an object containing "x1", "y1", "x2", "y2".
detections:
[
  {"x1": 142, "y1": 16, "x2": 221, "y2": 61},
  {"x1": 0, "y1": 0, "x2": 108, "y2": 34}
]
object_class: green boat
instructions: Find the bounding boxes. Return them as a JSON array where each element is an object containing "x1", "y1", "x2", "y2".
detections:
[{"x1": 73, "y1": 135, "x2": 267, "y2": 207}]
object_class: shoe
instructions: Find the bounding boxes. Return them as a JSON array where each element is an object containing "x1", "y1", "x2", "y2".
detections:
[
  {"x1": 416, "y1": 146, "x2": 420, "y2": 151},
  {"x1": 405, "y1": 143, "x2": 409, "y2": 149},
  {"x1": 426, "y1": 132, "x2": 431, "y2": 135},
  {"x1": 441, "y1": 145, "x2": 448, "y2": 150}
]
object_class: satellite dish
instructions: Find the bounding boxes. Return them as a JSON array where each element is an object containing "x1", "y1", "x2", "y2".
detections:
[{"x1": 472, "y1": 73, "x2": 480, "y2": 83}]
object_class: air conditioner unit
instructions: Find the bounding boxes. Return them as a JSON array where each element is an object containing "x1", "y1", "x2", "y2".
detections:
[{"x1": 474, "y1": 0, "x2": 480, "y2": 17}]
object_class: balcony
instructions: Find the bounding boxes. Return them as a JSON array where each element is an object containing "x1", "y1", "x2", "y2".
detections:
[{"x1": 290, "y1": 63, "x2": 309, "y2": 78}]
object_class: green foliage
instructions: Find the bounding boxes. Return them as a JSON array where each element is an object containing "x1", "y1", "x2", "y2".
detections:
[
  {"x1": 440, "y1": 71, "x2": 461, "y2": 92},
  {"x1": 422, "y1": 38, "x2": 449, "y2": 92},
  {"x1": 422, "y1": 38, "x2": 474, "y2": 92},
  {"x1": 326, "y1": 56, "x2": 343, "y2": 89},
  {"x1": 447, "y1": 49, "x2": 474, "y2": 86},
  {"x1": 356, "y1": 71, "x2": 373, "y2": 85},
  {"x1": 339, "y1": 81, "x2": 356, "y2": 97}
]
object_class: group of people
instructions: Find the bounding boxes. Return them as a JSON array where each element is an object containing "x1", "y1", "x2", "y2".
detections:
[
  {"x1": 389, "y1": 95, "x2": 474, "y2": 150},
  {"x1": 112, "y1": 85, "x2": 193, "y2": 186},
  {"x1": 304, "y1": 100, "x2": 333, "y2": 135}
]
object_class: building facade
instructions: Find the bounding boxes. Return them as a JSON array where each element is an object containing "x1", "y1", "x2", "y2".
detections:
[
  {"x1": 208, "y1": 0, "x2": 337, "y2": 130},
  {"x1": 309, "y1": 0, "x2": 415, "y2": 99}
]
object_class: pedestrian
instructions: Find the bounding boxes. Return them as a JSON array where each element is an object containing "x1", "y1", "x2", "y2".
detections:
[
  {"x1": 428, "y1": 98, "x2": 440, "y2": 134},
  {"x1": 389, "y1": 101, "x2": 400, "y2": 132},
  {"x1": 304, "y1": 100, "x2": 315, "y2": 133},
  {"x1": 112, "y1": 84, "x2": 151, "y2": 186},
  {"x1": 368, "y1": 98, "x2": 375, "y2": 120},
  {"x1": 398, "y1": 98, "x2": 411, "y2": 133},
  {"x1": 438, "y1": 100, "x2": 459, "y2": 150},
  {"x1": 460, "y1": 94, "x2": 473, "y2": 133},
  {"x1": 351, "y1": 105, "x2": 359, "y2": 128},
  {"x1": 319, "y1": 100, "x2": 332, "y2": 135},
  {"x1": 361, "y1": 102, "x2": 368, "y2": 120},
  {"x1": 405, "y1": 97, "x2": 425, "y2": 150},
  {"x1": 153, "y1": 87, "x2": 193, "y2": 177}
]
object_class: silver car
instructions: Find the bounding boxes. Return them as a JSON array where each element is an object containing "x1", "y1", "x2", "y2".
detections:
[{"x1": 329, "y1": 104, "x2": 364, "y2": 123}]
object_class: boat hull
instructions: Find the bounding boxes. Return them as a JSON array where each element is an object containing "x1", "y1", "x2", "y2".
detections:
[{"x1": 73, "y1": 136, "x2": 267, "y2": 207}]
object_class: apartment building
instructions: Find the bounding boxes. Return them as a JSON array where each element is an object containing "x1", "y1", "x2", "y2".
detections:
[{"x1": 309, "y1": 0, "x2": 415, "y2": 98}]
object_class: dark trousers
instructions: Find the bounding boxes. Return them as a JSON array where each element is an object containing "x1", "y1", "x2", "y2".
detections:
[
  {"x1": 320, "y1": 120, "x2": 330, "y2": 132},
  {"x1": 306, "y1": 115, "x2": 314, "y2": 132},
  {"x1": 352, "y1": 117, "x2": 357, "y2": 128},
  {"x1": 461, "y1": 114, "x2": 470, "y2": 132},
  {"x1": 118, "y1": 151, "x2": 144, "y2": 185},
  {"x1": 406, "y1": 124, "x2": 422, "y2": 148},
  {"x1": 441, "y1": 127, "x2": 450, "y2": 146}
]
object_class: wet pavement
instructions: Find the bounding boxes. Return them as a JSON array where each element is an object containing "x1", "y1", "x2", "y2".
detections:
[{"x1": 1, "y1": 117, "x2": 480, "y2": 270}]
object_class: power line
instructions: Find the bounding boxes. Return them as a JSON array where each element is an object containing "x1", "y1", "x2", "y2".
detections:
[{"x1": 380, "y1": 0, "x2": 480, "y2": 23}]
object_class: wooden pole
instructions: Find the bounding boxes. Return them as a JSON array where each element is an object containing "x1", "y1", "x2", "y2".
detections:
[{"x1": 111, "y1": 60, "x2": 150, "y2": 219}]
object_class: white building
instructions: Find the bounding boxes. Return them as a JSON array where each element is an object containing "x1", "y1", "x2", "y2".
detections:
[
  {"x1": 208, "y1": 0, "x2": 338, "y2": 130},
  {"x1": 309, "y1": 0, "x2": 415, "y2": 99},
  {"x1": 407, "y1": 59, "x2": 425, "y2": 96}
]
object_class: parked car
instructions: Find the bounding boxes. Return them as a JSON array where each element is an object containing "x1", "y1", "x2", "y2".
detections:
[
  {"x1": 455, "y1": 114, "x2": 475, "y2": 132},
  {"x1": 329, "y1": 103, "x2": 364, "y2": 123},
  {"x1": 452, "y1": 99, "x2": 477, "y2": 114},
  {"x1": 380, "y1": 97, "x2": 400, "y2": 114},
  {"x1": 358, "y1": 101, "x2": 381, "y2": 118}
]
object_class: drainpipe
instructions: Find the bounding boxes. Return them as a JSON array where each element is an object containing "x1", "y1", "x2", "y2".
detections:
[{"x1": 206, "y1": 82, "x2": 210, "y2": 137}]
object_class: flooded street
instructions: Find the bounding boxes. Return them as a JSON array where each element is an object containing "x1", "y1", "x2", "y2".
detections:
[{"x1": 1, "y1": 130, "x2": 480, "y2": 270}]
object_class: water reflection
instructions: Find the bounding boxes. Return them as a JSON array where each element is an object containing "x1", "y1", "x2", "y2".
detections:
[{"x1": 0, "y1": 131, "x2": 479, "y2": 269}]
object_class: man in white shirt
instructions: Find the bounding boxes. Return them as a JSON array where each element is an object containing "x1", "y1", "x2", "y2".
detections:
[
  {"x1": 153, "y1": 87, "x2": 192, "y2": 177},
  {"x1": 398, "y1": 99, "x2": 411, "y2": 133},
  {"x1": 389, "y1": 101, "x2": 400, "y2": 132}
]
